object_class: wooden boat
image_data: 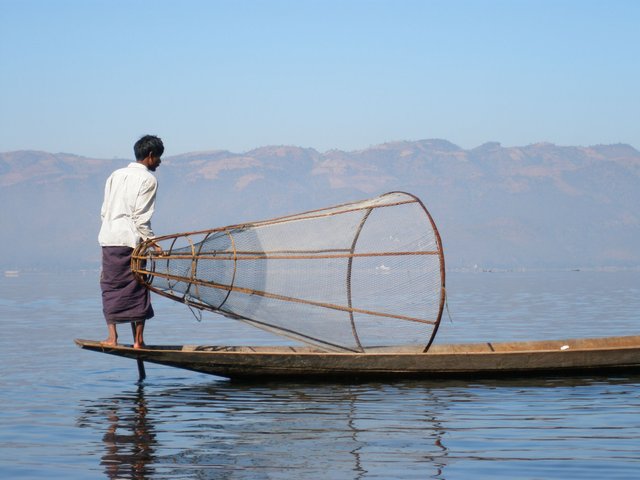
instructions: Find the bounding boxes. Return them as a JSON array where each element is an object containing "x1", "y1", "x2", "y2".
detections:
[{"x1": 75, "y1": 335, "x2": 640, "y2": 380}]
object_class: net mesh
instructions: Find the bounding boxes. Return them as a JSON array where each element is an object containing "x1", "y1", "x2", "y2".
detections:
[{"x1": 131, "y1": 191, "x2": 446, "y2": 352}]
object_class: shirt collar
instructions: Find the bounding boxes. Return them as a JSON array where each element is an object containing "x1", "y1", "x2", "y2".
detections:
[{"x1": 128, "y1": 162, "x2": 149, "y2": 171}]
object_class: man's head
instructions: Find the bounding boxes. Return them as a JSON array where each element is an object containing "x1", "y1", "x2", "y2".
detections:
[{"x1": 134, "y1": 135, "x2": 164, "y2": 172}]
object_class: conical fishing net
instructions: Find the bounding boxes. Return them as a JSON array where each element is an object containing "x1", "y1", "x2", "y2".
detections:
[{"x1": 131, "y1": 191, "x2": 446, "y2": 352}]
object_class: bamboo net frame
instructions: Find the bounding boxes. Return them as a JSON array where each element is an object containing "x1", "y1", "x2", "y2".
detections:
[{"x1": 131, "y1": 191, "x2": 446, "y2": 352}]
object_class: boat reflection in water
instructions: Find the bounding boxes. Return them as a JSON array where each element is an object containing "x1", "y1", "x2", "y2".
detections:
[
  {"x1": 76, "y1": 374, "x2": 640, "y2": 479},
  {"x1": 77, "y1": 380, "x2": 454, "y2": 479}
]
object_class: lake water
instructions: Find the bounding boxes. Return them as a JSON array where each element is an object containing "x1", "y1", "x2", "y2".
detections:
[{"x1": 1, "y1": 270, "x2": 639, "y2": 479}]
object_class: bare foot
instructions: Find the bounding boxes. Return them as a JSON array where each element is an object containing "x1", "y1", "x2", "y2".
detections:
[
  {"x1": 132, "y1": 322, "x2": 145, "y2": 349},
  {"x1": 103, "y1": 325, "x2": 118, "y2": 347}
]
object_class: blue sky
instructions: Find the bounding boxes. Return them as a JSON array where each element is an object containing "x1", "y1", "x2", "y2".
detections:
[{"x1": 1, "y1": 0, "x2": 638, "y2": 158}]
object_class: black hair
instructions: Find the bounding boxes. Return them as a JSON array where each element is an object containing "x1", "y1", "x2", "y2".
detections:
[{"x1": 134, "y1": 135, "x2": 164, "y2": 161}]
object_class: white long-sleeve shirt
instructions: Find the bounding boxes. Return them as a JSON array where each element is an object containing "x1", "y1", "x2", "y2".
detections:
[{"x1": 98, "y1": 162, "x2": 158, "y2": 248}]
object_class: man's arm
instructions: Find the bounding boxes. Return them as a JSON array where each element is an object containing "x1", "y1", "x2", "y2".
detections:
[
  {"x1": 100, "y1": 176, "x2": 112, "y2": 221},
  {"x1": 132, "y1": 177, "x2": 157, "y2": 240}
]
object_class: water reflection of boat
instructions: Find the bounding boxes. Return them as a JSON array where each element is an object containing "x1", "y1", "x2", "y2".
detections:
[
  {"x1": 75, "y1": 372, "x2": 640, "y2": 477},
  {"x1": 76, "y1": 380, "x2": 452, "y2": 478},
  {"x1": 75, "y1": 335, "x2": 640, "y2": 380}
]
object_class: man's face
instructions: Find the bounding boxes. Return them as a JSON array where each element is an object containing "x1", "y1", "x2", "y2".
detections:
[{"x1": 146, "y1": 155, "x2": 161, "y2": 172}]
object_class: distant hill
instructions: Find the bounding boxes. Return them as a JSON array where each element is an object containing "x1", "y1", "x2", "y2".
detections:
[{"x1": 1, "y1": 140, "x2": 639, "y2": 270}]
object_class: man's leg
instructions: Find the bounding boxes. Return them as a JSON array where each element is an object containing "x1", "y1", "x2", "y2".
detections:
[
  {"x1": 103, "y1": 323, "x2": 118, "y2": 346},
  {"x1": 132, "y1": 321, "x2": 146, "y2": 349}
]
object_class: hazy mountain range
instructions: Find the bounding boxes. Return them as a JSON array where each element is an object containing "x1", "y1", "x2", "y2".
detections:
[{"x1": 1, "y1": 139, "x2": 639, "y2": 270}]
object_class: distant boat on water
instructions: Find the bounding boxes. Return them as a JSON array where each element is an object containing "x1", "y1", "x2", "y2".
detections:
[{"x1": 4, "y1": 270, "x2": 19, "y2": 277}]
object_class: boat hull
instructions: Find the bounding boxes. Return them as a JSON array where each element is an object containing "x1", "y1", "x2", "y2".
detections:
[{"x1": 75, "y1": 335, "x2": 640, "y2": 380}]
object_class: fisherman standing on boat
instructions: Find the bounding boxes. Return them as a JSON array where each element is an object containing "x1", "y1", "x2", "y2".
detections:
[{"x1": 98, "y1": 135, "x2": 164, "y2": 349}]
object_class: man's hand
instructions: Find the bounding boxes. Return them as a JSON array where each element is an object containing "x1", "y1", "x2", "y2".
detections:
[{"x1": 149, "y1": 242, "x2": 164, "y2": 255}]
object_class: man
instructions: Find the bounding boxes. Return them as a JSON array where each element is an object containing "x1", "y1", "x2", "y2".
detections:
[{"x1": 99, "y1": 135, "x2": 164, "y2": 348}]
